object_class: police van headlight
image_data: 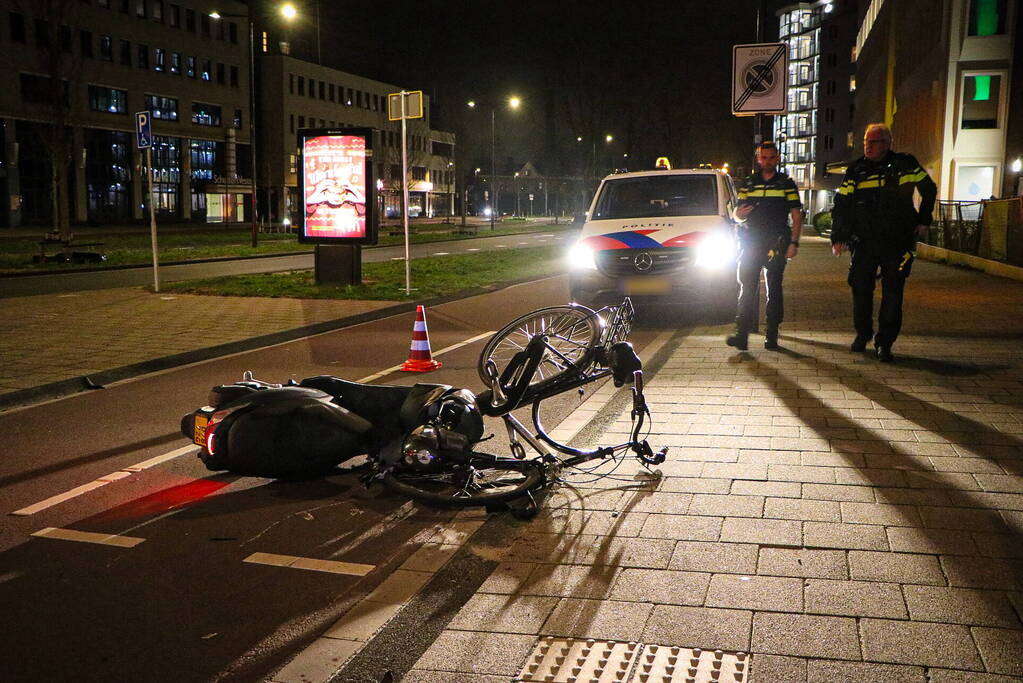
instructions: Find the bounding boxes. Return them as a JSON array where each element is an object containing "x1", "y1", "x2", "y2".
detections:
[
  {"x1": 695, "y1": 233, "x2": 735, "y2": 270},
  {"x1": 567, "y1": 242, "x2": 597, "y2": 270}
]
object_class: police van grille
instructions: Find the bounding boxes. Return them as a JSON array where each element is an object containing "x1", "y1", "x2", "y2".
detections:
[{"x1": 596, "y1": 248, "x2": 691, "y2": 277}]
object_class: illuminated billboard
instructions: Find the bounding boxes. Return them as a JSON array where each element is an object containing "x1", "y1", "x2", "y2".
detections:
[{"x1": 298, "y1": 128, "x2": 377, "y2": 244}]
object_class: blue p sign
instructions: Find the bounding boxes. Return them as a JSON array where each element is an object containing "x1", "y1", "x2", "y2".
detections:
[{"x1": 135, "y1": 111, "x2": 152, "y2": 149}]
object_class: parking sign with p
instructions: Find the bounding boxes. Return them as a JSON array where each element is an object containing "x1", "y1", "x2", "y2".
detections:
[{"x1": 135, "y1": 111, "x2": 152, "y2": 149}]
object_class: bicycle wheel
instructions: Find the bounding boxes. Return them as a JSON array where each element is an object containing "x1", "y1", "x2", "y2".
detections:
[
  {"x1": 383, "y1": 456, "x2": 544, "y2": 507},
  {"x1": 477, "y1": 305, "x2": 602, "y2": 389}
]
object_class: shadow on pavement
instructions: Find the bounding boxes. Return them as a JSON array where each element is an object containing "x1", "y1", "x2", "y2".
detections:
[
  {"x1": 741, "y1": 347, "x2": 1023, "y2": 621},
  {"x1": 0, "y1": 431, "x2": 183, "y2": 488}
]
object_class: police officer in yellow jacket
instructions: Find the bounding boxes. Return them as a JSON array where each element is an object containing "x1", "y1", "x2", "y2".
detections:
[
  {"x1": 831, "y1": 123, "x2": 937, "y2": 363},
  {"x1": 727, "y1": 142, "x2": 803, "y2": 351}
]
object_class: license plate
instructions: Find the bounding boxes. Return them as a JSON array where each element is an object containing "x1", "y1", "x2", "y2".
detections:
[
  {"x1": 622, "y1": 276, "x2": 671, "y2": 295},
  {"x1": 193, "y1": 414, "x2": 208, "y2": 446}
]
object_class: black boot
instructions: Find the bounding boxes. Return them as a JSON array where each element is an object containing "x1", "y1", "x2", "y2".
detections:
[
  {"x1": 876, "y1": 346, "x2": 894, "y2": 363},
  {"x1": 726, "y1": 330, "x2": 748, "y2": 351},
  {"x1": 764, "y1": 326, "x2": 779, "y2": 350},
  {"x1": 850, "y1": 334, "x2": 871, "y2": 352}
]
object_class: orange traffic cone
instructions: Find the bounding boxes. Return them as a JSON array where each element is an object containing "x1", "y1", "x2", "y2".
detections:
[{"x1": 400, "y1": 305, "x2": 443, "y2": 372}]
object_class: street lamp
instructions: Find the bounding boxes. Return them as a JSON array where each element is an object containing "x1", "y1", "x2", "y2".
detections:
[
  {"x1": 579, "y1": 134, "x2": 614, "y2": 183},
  {"x1": 211, "y1": 5, "x2": 295, "y2": 247},
  {"x1": 468, "y1": 95, "x2": 521, "y2": 230}
]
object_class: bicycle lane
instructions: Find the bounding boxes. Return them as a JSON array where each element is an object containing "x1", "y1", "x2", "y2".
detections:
[{"x1": 0, "y1": 277, "x2": 664, "y2": 683}]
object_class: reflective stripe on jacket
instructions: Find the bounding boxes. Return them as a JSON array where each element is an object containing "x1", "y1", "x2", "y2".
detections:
[{"x1": 831, "y1": 151, "x2": 937, "y2": 250}]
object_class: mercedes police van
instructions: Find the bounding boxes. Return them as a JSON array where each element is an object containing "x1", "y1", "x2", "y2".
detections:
[{"x1": 568, "y1": 161, "x2": 739, "y2": 311}]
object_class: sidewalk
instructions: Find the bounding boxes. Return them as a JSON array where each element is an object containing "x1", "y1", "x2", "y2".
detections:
[
  {"x1": 331, "y1": 241, "x2": 1022, "y2": 682},
  {"x1": 0, "y1": 289, "x2": 399, "y2": 406}
]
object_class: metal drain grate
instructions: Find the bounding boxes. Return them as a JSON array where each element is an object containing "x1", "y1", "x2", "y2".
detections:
[
  {"x1": 515, "y1": 637, "x2": 750, "y2": 683},
  {"x1": 515, "y1": 637, "x2": 640, "y2": 682},
  {"x1": 634, "y1": 644, "x2": 748, "y2": 682}
]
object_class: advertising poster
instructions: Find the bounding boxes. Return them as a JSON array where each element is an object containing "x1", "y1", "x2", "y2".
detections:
[{"x1": 299, "y1": 130, "x2": 376, "y2": 244}]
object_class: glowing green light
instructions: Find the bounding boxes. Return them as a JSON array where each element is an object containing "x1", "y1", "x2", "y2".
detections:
[
  {"x1": 975, "y1": 0, "x2": 998, "y2": 36},
  {"x1": 973, "y1": 75, "x2": 992, "y2": 101}
]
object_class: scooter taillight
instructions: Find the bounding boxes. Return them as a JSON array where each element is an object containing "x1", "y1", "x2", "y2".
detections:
[{"x1": 203, "y1": 408, "x2": 235, "y2": 455}]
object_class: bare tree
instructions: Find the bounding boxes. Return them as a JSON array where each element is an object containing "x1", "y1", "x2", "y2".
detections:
[{"x1": 21, "y1": 0, "x2": 84, "y2": 241}]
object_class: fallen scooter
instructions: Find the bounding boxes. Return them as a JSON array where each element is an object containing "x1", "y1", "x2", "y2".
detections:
[{"x1": 179, "y1": 299, "x2": 666, "y2": 515}]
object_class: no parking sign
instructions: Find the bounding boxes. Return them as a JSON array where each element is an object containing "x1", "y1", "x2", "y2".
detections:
[{"x1": 732, "y1": 43, "x2": 788, "y2": 116}]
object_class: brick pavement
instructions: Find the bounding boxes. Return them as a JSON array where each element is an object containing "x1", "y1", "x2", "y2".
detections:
[
  {"x1": 392, "y1": 242, "x2": 1023, "y2": 683},
  {"x1": 3, "y1": 240, "x2": 1023, "y2": 681},
  {"x1": 0, "y1": 288, "x2": 396, "y2": 396}
]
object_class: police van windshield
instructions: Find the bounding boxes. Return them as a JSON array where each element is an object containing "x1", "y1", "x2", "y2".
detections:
[{"x1": 592, "y1": 175, "x2": 718, "y2": 220}]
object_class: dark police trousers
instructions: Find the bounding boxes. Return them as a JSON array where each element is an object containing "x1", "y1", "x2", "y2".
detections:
[
  {"x1": 848, "y1": 242, "x2": 914, "y2": 348},
  {"x1": 735, "y1": 238, "x2": 787, "y2": 334}
]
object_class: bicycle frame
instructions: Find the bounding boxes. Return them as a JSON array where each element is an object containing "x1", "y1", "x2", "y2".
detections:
[{"x1": 483, "y1": 300, "x2": 664, "y2": 470}]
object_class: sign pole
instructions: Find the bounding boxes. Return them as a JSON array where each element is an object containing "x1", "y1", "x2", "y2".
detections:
[
  {"x1": 146, "y1": 146, "x2": 160, "y2": 293},
  {"x1": 400, "y1": 91, "x2": 411, "y2": 296}
]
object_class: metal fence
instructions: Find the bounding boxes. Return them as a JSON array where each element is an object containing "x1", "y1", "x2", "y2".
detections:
[{"x1": 925, "y1": 198, "x2": 1023, "y2": 266}]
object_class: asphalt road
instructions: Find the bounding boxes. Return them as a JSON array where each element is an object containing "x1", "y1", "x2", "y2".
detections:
[
  {"x1": 0, "y1": 230, "x2": 575, "y2": 297},
  {"x1": 0, "y1": 277, "x2": 662, "y2": 683}
]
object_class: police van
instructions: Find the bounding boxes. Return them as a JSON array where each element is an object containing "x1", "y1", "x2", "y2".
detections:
[{"x1": 568, "y1": 161, "x2": 739, "y2": 311}]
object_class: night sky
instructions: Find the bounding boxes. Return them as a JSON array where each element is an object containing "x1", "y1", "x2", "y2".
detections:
[{"x1": 283, "y1": 0, "x2": 778, "y2": 177}]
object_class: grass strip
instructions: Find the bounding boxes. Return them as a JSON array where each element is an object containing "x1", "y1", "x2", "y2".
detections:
[
  {"x1": 162, "y1": 244, "x2": 563, "y2": 300},
  {"x1": 0, "y1": 220, "x2": 573, "y2": 271}
]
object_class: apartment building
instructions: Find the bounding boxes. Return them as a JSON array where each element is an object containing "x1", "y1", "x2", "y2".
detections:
[
  {"x1": 774, "y1": 0, "x2": 858, "y2": 215},
  {"x1": 852, "y1": 0, "x2": 1018, "y2": 200},
  {"x1": 258, "y1": 54, "x2": 456, "y2": 224},
  {"x1": 0, "y1": 0, "x2": 253, "y2": 228}
]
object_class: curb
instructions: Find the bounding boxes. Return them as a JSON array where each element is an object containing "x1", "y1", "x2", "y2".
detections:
[
  {"x1": 916, "y1": 243, "x2": 1023, "y2": 282},
  {"x1": 0, "y1": 274, "x2": 558, "y2": 412}
]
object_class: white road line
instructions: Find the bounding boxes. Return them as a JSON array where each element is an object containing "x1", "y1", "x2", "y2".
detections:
[
  {"x1": 10, "y1": 444, "x2": 200, "y2": 516},
  {"x1": 11, "y1": 330, "x2": 492, "y2": 517},
  {"x1": 31, "y1": 527, "x2": 145, "y2": 548},
  {"x1": 244, "y1": 552, "x2": 374, "y2": 576},
  {"x1": 466, "y1": 248, "x2": 480, "y2": 251},
  {"x1": 356, "y1": 330, "x2": 494, "y2": 384},
  {"x1": 432, "y1": 252, "x2": 449, "y2": 256},
  {"x1": 541, "y1": 234, "x2": 555, "y2": 237}
]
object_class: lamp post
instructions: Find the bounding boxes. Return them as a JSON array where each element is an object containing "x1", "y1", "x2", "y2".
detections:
[
  {"x1": 468, "y1": 95, "x2": 520, "y2": 230},
  {"x1": 515, "y1": 172, "x2": 520, "y2": 216},
  {"x1": 211, "y1": 4, "x2": 295, "y2": 247}
]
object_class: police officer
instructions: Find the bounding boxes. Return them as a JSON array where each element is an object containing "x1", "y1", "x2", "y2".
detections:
[
  {"x1": 831, "y1": 123, "x2": 937, "y2": 363},
  {"x1": 726, "y1": 141, "x2": 803, "y2": 351}
]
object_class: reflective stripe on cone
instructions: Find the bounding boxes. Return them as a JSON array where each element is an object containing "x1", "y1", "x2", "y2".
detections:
[{"x1": 400, "y1": 305, "x2": 442, "y2": 372}]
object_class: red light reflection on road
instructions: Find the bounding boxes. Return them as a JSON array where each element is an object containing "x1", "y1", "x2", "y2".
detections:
[{"x1": 92, "y1": 478, "x2": 231, "y2": 522}]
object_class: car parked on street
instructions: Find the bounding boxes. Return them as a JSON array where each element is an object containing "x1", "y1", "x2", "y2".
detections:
[{"x1": 568, "y1": 167, "x2": 739, "y2": 312}]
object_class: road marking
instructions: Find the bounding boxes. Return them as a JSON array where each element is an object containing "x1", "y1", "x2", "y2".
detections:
[
  {"x1": 542, "y1": 234, "x2": 555, "y2": 237},
  {"x1": 432, "y1": 252, "x2": 449, "y2": 256},
  {"x1": 10, "y1": 327, "x2": 493, "y2": 517},
  {"x1": 31, "y1": 527, "x2": 145, "y2": 548},
  {"x1": 356, "y1": 330, "x2": 494, "y2": 383},
  {"x1": 10, "y1": 444, "x2": 200, "y2": 516},
  {"x1": 518, "y1": 241, "x2": 528, "y2": 245},
  {"x1": 466, "y1": 248, "x2": 480, "y2": 251},
  {"x1": 496, "y1": 244, "x2": 507, "y2": 247},
  {"x1": 244, "y1": 552, "x2": 374, "y2": 576}
]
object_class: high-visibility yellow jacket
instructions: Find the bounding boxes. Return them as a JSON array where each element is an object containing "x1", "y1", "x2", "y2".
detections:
[
  {"x1": 736, "y1": 171, "x2": 801, "y2": 240},
  {"x1": 831, "y1": 151, "x2": 937, "y2": 251}
]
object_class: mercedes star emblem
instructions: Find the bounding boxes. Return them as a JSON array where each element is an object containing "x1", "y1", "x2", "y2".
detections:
[{"x1": 633, "y1": 252, "x2": 653, "y2": 272}]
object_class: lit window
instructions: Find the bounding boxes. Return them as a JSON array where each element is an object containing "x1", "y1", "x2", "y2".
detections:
[
  {"x1": 961, "y1": 74, "x2": 1002, "y2": 129},
  {"x1": 968, "y1": 0, "x2": 1006, "y2": 36}
]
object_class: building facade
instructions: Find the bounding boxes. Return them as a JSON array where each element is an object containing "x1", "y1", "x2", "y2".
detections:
[
  {"x1": 775, "y1": 0, "x2": 858, "y2": 216},
  {"x1": 258, "y1": 54, "x2": 456, "y2": 225},
  {"x1": 852, "y1": 0, "x2": 1018, "y2": 200},
  {"x1": 0, "y1": 0, "x2": 254, "y2": 228}
]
